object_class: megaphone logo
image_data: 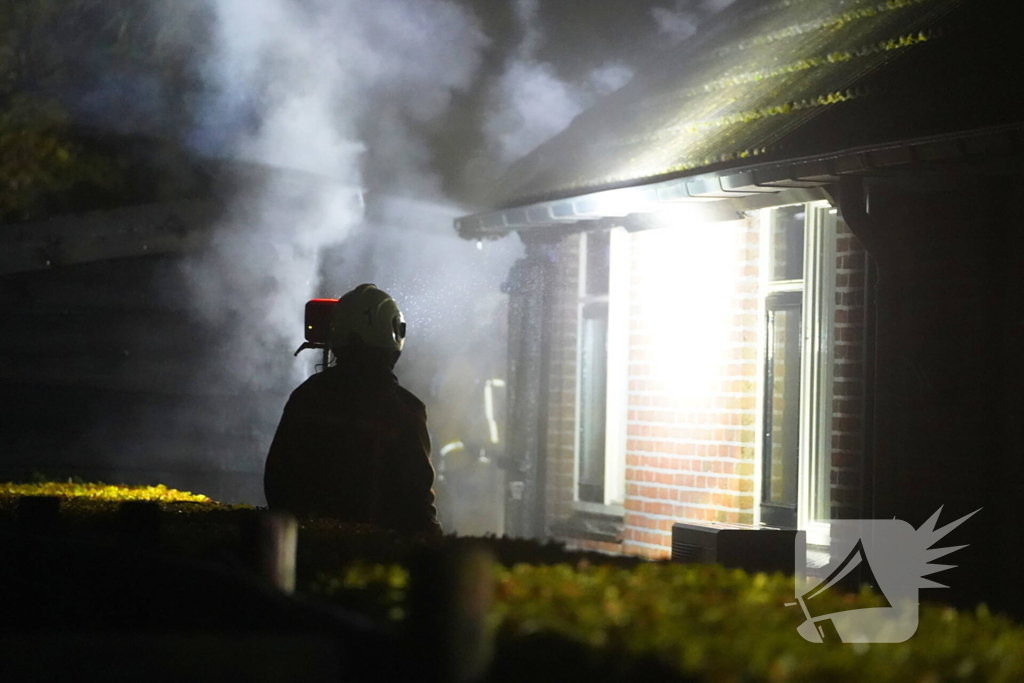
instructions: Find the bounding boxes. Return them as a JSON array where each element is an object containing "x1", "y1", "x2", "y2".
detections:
[{"x1": 790, "y1": 507, "x2": 979, "y2": 643}]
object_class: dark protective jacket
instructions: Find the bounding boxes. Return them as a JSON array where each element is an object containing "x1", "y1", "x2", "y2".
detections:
[{"x1": 264, "y1": 362, "x2": 441, "y2": 535}]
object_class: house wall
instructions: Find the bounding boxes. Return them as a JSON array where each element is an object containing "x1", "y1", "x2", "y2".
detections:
[
  {"x1": 621, "y1": 219, "x2": 761, "y2": 558},
  {"x1": 829, "y1": 222, "x2": 867, "y2": 519},
  {"x1": 529, "y1": 176, "x2": 1020, "y2": 613},
  {"x1": 542, "y1": 217, "x2": 763, "y2": 559},
  {"x1": 860, "y1": 177, "x2": 1009, "y2": 612},
  {"x1": 538, "y1": 210, "x2": 869, "y2": 559},
  {"x1": 543, "y1": 234, "x2": 581, "y2": 527},
  {"x1": 0, "y1": 254, "x2": 283, "y2": 504},
  {"x1": 999, "y1": 180, "x2": 1024, "y2": 619}
]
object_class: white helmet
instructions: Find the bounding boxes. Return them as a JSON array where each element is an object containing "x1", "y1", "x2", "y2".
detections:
[{"x1": 329, "y1": 283, "x2": 406, "y2": 352}]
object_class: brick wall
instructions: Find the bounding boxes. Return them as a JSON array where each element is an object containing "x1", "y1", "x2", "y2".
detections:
[
  {"x1": 542, "y1": 219, "x2": 761, "y2": 559},
  {"x1": 829, "y1": 219, "x2": 866, "y2": 519},
  {"x1": 622, "y1": 218, "x2": 760, "y2": 558},
  {"x1": 540, "y1": 211, "x2": 866, "y2": 559},
  {"x1": 543, "y1": 234, "x2": 581, "y2": 527}
]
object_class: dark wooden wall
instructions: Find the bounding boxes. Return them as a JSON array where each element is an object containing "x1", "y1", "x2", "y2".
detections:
[
  {"x1": 0, "y1": 254, "x2": 285, "y2": 504},
  {"x1": 844, "y1": 164, "x2": 1024, "y2": 617}
]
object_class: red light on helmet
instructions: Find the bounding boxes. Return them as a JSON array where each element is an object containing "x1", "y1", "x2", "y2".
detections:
[{"x1": 304, "y1": 299, "x2": 338, "y2": 344}]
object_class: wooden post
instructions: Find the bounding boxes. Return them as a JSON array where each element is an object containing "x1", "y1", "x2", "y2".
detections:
[
  {"x1": 242, "y1": 511, "x2": 298, "y2": 594},
  {"x1": 407, "y1": 544, "x2": 495, "y2": 683}
]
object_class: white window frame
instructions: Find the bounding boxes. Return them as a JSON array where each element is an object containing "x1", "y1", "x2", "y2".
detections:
[
  {"x1": 753, "y1": 202, "x2": 836, "y2": 546},
  {"x1": 572, "y1": 227, "x2": 629, "y2": 514}
]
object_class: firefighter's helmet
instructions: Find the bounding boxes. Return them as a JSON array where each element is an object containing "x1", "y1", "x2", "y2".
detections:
[{"x1": 330, "y1": 284, "x2": 407, "y2": 352}]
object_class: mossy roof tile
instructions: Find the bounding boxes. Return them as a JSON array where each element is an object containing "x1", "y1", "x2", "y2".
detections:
[{"x1": 486, "y1": 0, "x2": 1021, "y2": 209}]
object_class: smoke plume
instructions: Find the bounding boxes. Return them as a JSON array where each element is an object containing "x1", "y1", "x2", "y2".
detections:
[
  {"x1": 186, "y1": 0, "x2": 489, "y2": 391},
  {"x1": 173, "y1": 0, "x2": 525, "y2": 506},
  {"x1": 465, "y1": 0, "x2": 633, "y2": 187},
  {"x1": 652, "y1": 0, "x2": 738, "y2": 44}
]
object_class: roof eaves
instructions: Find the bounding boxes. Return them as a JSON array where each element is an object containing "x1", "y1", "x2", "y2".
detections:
[
  {"x1": 0, "y1": 199, "x2": 221, "y2": 276},
  {"x1": 455, "y1": 122, "x2": 1024, "y2": 240}
]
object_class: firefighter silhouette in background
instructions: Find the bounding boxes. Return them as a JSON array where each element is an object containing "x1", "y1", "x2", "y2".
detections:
[
  {"x1": 264, "y1": 284, "x2": 441, "y2": 535},
  {"x1": 429, "y1": 301, "x2": 507, "y2": 537}
]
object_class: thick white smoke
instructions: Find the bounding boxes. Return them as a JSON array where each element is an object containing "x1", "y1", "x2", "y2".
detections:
[
  {"x1": 51, "y1": 0, "x2": 740, "y2": 507},
  {"x1": 167, "y1": 0, "x2": 531, "y2": 509},
  {"x1": 186, "y1": 0, "x2": 488, "y2": 390},
  {"x1": 652, "y1": 0, "x2": 738, "y2": 44},
  {"x1": 479, "y1": 0, "x2": 633, "y2": 168}
]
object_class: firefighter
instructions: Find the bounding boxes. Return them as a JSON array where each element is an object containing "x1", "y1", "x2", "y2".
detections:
[
  {"x1": 264, "y1": 283, "x2": 441, "y2": 535},
  {"x1": 429, "y1": 318, "x2": 507, "y2": 536}
]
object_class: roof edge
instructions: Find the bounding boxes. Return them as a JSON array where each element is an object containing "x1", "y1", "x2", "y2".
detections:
[{"x1": 456, "y1": 123, "x2": 1024, "y2": 240}]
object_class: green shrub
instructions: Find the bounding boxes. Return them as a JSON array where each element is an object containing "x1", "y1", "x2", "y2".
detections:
[
  {"x1": 314, "y1": 561, "x2": 1024, "y2": 682},
  {"x1": 0, "y1": 481, "x2": 214, "y2": 506},
  {"x1": 5, "y1": 483, "x2": 1024, "y2": 681}
]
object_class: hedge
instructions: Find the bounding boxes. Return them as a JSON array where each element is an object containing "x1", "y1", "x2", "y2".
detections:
[
  {"x1": 315, "y1": 561, "x2": 1024, "y2": 683},
  {"x1": 4, "y1": 483, "x2": 1024, "y2": 682},
  {"x1": 0, "y1": 482, "x2": 214, "y2": 506}
]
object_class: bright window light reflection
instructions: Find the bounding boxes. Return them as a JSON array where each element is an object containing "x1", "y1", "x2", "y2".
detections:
[{"x1": 637, "y1": 220, "x2": 741, "y2": 399}]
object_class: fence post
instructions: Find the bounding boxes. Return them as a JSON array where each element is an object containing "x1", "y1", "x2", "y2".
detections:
[
  {"x1": 242, "y1": 511, "x2": 298, "y2": 594},
  {"x1": 407, "y1": 543, "x2": 495, "y2": 683}
]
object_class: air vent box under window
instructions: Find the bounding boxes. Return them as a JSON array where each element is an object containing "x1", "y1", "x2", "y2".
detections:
[{"x1": 671, "y1": 522, "x2": 797, "y2": 575}]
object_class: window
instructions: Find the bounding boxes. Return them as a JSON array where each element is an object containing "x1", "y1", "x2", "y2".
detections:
[
  {"x1": 575, "y1": 228, "x2": 629, "y2": 510},
  {"x1": 761, "y1": 291, "x2": 802, "y2": 527},
  {"x1": 757, "y1": 203, "x2": 840, "y2": 541},
  {"x1": 578, "y1": 300, "x2": 609, "y2": 502}
]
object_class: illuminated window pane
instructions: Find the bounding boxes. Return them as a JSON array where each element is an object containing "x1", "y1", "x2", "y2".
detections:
[
  {"x1": 578, "y1": 302, "x2": 608, "y2": 504},
  {"x1": 770, "y1": 206, "x2": 805, "y2": 281},
  {"x1": 761, "y1": 292, "x2": 801, "y2": 527}
]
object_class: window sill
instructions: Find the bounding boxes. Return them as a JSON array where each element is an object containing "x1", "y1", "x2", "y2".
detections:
[{"x1": 550, "y1": 511, "x2": 624, "y2": 544}]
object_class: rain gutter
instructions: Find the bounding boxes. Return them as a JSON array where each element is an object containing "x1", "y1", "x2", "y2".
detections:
[
  {"x1": 455, "y1": 123, "x2": 1023, "y2": 240},
  {"x1": 0, "y1": 199, "x2": 223, "y2": 277}
]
